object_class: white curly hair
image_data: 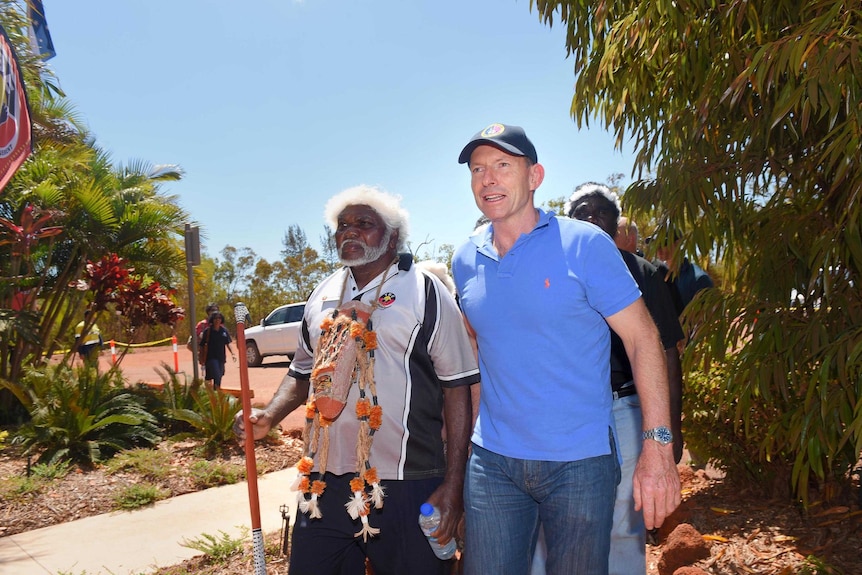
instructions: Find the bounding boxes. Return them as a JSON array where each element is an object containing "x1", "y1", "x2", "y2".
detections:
[
  {"x1": 564, "y1": 182, "x2": 622, "y2": 221},
  {"x1": 324, "y1": 184, "x2": 410, "y2": 251}
]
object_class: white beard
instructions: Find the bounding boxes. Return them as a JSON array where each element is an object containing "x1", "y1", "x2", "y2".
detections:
[{"x1": 339, "y1": 228, "x2": 393, "y2": 267}]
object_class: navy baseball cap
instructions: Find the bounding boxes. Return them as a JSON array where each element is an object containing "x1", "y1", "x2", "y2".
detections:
[{"x1": 458, "y1": 123, "x2": 538, "y2": 165}]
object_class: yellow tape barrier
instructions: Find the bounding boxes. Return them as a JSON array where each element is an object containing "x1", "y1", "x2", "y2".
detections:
[
  {"x1": 58, "y1": 337, "x2": 177, "y2": 355},
  {"x1": 106, "y1": 337, "x2": 175, "y2": 349}
]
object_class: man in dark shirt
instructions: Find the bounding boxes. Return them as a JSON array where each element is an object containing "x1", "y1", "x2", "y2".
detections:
[{"x1": 566, "y1": 183, "x2": 684, "y2": 575}]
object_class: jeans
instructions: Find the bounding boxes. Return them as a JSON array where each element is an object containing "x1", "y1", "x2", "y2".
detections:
[
  {"x1": 464, "y1": 439, "x2": 619, "y2": 575},
  {"x1": 609, "y1": 393, "x2": 646, "y2": 575}
]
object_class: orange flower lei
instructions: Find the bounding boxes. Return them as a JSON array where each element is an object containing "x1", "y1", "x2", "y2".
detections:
[
  {"x1": 296, "y1": 456, "x2": 314, "y2": 475},
  {"x1": 364, "y1": 467, "x2": 379, "y2": 485},
  {"x1": 311, "y1": 479, "x2": 327, "y2": 495},
  {"x1": 369, "y1": 405, "x2": 383, "y2": 430},
  {"x1": 298, "y1": 476, "x2": 310, "y2": 493},
  {"x1": 355, "y1": 398, "x2": 371, "y2": 418},
  {"x1": 299, "y1": 275, "x2": 394, "y2": 535},
  {"x1": 363, "y1": 331, "x2": 377, "y2": 350}
]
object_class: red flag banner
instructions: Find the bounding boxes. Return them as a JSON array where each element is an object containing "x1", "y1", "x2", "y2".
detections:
[{"x1": 0, "y1": 25, "x2": 32, "y2": 192}]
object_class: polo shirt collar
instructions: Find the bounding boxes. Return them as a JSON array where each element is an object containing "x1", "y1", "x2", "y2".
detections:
[{"x1": 469, "y1": 208, "x2": 555, "y2": 253}]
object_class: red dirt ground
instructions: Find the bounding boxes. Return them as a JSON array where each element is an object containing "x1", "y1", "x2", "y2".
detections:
[{"x1": 95, "y1": 343, "x2": 308, "y2": 431}]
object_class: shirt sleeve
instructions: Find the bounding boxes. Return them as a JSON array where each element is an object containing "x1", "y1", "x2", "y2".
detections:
[
  {"x1": 424, "y1": 273, "x2": 480, "y2": 388},
  {"x1": 640, "y1": 264, "x2": 685, "y2": 349}
]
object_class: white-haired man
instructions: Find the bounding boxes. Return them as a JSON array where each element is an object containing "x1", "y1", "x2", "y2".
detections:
[{"x1": 235, "y1": 185, "x2": 479, "y2": 575}]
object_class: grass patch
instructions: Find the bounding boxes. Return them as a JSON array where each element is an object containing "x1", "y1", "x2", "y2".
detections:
[
  {"x1": 181, "y1": 528, "x2": 247, "y2": 563},
  {"x1": 187, "y1": 459, "x2": 244, "y2": 488},
  {"x1": 0, "y1": 459, "x2": 71, "y2": 499},
  {"x1": 104, "y1": 448, "x2": 172, "y2": 479},
  {"x1": 112, "y1": 482, "x2": 169, "y2": 510},
  {"x1": 0, "y1": 474, "x2": 45, "y2": 498}
]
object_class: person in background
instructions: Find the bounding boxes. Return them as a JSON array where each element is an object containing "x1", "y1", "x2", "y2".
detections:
[
  {"x1": 646, "y1": 223, "x2": 714, "y2": 316},
  {"x1": 452, "y1": 123, "x2": 680, "y2": 575},
  {"x1": 74, "y1": 309, "x2": 103, "y2": 363},
  {"x1": 199, "y1": 311, "x2": 235, "y2": 390},
  {"x1": 197, "y1": 303, "x2": 219, "y2": 340},
  {"x1": 567, "y1": 183, "x2": 685, "y2": 574},
  {"x1": 615, "y1": 216, "x2": 643, "y2": 257},
  {"x1": 188, "y1": 303, "x2": 219, "y2": 353},
  {"x1": 234, "y1": 185, "x2": 479, "y2": 575}
]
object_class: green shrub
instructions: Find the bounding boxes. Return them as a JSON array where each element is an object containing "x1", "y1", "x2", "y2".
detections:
[
  {"x1": 9, "y1": 363, "x2": 162, "y2": 466},
  {"x1": 169, "y1": 388, "x2": 240, "y2": 455},
  {"x1": 686, "y1": 293, "x2": 862, "y2": 507},
  {"x1": 685, "y1": 361, "x2": 793, "y2": 494},
  {"x1": 187, "y1": 459, "x2": 244, "y2": 488},
  {"x1": 104, "y1": 448, "x2": 172, "y2": 480},
  {"x1": 113, "y1": 482, "x2": 169, "y2": 510},
  {"x1": 181, "y1": 529, "x2": 247, "y2": 563},
  {"x1": 686, "y1": 343, "x2": 862, "y2": 507},
  {"x1": 31, "y1": 459, "x2": 72, "y2": 480}
]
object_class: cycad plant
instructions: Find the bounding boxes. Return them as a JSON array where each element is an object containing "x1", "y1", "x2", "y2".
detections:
[
  {"x1": 133, "y1": 362, "x2": 201, "y2": 434},
  {"x1": 169, "y1": 386, "x2": 241, "y2": 455},
  {"x1": 8, "y1": 363, "x2": 161, "y2": 466}
]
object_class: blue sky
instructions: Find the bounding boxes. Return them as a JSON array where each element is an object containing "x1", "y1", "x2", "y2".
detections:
[{"x1": 42, "y1": 0, "x2": 635, "y2": 263}]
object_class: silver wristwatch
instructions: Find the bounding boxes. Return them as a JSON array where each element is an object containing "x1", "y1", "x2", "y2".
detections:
[{"x1": 643, "y1": 426, "x2": 673, "y2": 445}]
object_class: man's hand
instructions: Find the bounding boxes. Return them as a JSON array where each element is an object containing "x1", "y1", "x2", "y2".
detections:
[
  {"x1": 424, "y1": 479, "x2": 464, "y2": 547},
  {"x1": 233, "y1": 408, "x2": 274, "y2": 441},
  {"x1": 633, "y1": 441, "x2": 681, "y2": 530}
]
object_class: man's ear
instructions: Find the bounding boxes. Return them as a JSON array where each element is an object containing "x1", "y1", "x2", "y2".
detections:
[
  {"x1": 389, "y1": 229, "x2": 399, "y2": 251},
  {"x1": 529, "y1": 163, "x2": 545, "y2": 191}
]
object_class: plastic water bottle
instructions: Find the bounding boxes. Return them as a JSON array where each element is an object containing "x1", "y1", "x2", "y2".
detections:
[{"x1": 418, "y1": 503, "x2": 457, "y2": 560}]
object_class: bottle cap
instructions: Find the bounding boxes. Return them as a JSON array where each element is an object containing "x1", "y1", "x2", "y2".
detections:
[{"x1": 419, "y1": 502, "x2": 434, "y2": 516}]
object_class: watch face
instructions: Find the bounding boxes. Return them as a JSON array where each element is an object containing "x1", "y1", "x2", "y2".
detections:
[
  {"x1": 646, "y1": 426, "x2": 673, "y2": 445},
  {"x1": 655, "y1": 427, "x2": 673, "y2": 444}
]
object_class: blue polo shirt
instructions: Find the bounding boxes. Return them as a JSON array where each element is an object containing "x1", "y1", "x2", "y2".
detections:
[{"x1": 453, "y1": 209, "x2": 640, "y2": 462}]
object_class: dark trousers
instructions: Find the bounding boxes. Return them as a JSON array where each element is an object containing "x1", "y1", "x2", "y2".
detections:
[{"x1": 289, "y1": 472, "x2": 450, "y2": 575}]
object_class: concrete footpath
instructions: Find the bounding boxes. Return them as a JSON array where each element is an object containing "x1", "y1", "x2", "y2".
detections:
[{"x1": 0, "y1": 467, "x2": 299, "y2": 575}]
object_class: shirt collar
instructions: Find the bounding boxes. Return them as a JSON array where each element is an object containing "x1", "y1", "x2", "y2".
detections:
[{"x1": 470, "y1": 208, "x2": 554, "y2": 250}]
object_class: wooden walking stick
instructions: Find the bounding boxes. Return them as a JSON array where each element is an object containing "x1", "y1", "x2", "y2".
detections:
[{"x1": 234, "y1": 302, "x2": 266, "y2": 575}]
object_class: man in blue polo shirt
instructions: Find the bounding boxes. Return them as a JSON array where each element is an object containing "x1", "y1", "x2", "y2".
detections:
[{"x1": 452, "y1": 123, "x2": 681, "y2": 575}]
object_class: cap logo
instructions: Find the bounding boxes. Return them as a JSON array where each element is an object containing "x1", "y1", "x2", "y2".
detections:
[{"x1": 480, "y1": 123, "x2": 506, "y2": 138}]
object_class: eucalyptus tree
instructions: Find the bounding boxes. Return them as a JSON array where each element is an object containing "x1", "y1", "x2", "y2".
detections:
[
  {"x1": 213, "y1": 245, "x2": 256, "y2": 306},
  {"x1": 532, "y1": 0, "x2": 861, "y2": 501},
  {"x1": 280, "y1": 224, "x2": 332, "y2": 301},
  {"x1": 245, "y1": 258, "x2": 288, "y2": 320}
]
